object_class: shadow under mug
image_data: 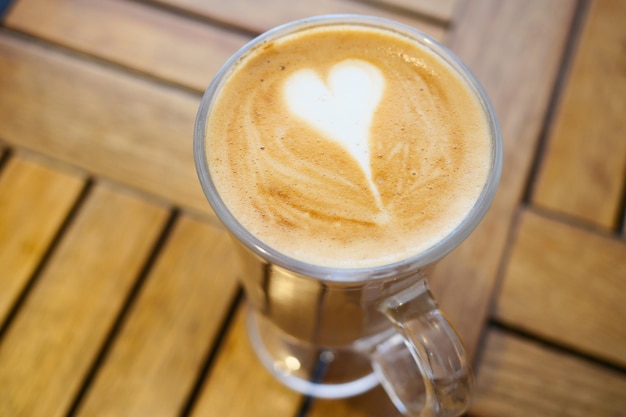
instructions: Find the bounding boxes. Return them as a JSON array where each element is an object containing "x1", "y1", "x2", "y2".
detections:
[{"x1": 194, "y1": 14, "x2": 502, "y2": 417}]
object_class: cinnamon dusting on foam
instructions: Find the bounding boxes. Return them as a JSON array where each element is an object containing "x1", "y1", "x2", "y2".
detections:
[{"x1": 206, "y1": 24, "x2": 492, "y2": 268}]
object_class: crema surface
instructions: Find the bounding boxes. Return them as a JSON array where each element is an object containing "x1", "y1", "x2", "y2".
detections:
[{"x1": 205, "y1": 24, "x2": 492, "y2": 268}]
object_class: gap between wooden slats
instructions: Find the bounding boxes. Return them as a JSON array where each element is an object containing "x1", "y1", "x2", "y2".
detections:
[
  {"x1": 620, "y1": 171, "x2": 626, "y2": 237},
  {"x1": 495, "y1": 208, "x2": 626, "y2": 369},
  {"x1": 307, "y1": 0, "x2": 580, "y2": 414},
  {"x1": 5, "y1": 0, "x2": 446, "y2": 94},
  {"x1": 4, "y1": 0, "x2": 250, "y2": 92},
  {"x1": 309, "y1": 326, "x2": 626, "y2": 417},
  {"x1": 144, "y1": 0, "x2": 446, "y2": 38},
  {"x1": 0, "y1": 3, "x2": 608, "y2": 416},
  {"x1": 0, "y1": 183, "x2": 169, "y2": 417},
  {"x1": 188, "y1": 305, "x2": 304, "y2": 417},
  {"x1": 0, "y1": 153, "x2": 85, "y2": 327},
  {"x1": 71, "y1": 215, "x2": 240, "y2": 417},
  {"x1": 470, "y1": 327, "x2": 626, "y2": 417},
  {"x1": 531, "y1": 0, "x2": 626, "y2": 231},
  {"x1": 426, "y1": 0, "x2": 578, "y2": 359},
  {"x1": 0, "y1": 32, "x2": 212, "y2": 216}
]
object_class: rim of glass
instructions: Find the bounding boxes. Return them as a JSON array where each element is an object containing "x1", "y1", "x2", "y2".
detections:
[{"x1": 194, "y1": 14, "x2": 503, "y2": 282}]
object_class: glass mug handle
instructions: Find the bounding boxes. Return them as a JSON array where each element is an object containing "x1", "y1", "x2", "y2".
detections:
[{"x1": 371, "y1": 279, "x2": 473, "y2": 417}]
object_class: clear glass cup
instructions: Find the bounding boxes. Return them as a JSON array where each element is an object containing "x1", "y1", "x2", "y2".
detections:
[{"x1": 194, "y1": 14, "x2": 502, "y2": 417}]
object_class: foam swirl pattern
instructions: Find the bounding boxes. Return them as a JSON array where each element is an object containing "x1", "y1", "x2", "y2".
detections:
[{"x1": 206, "y1": 25, "x2": 491, "y2": 268}]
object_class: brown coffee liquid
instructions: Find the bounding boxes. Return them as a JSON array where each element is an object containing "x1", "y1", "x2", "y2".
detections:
[{"x1": 205, "y1": 24, "x2": 492, "y2": 268}]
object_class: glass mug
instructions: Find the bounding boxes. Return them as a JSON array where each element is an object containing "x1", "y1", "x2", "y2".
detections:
[{"x1": 194, "y1": 15, "x2": 502, "y2": 417}]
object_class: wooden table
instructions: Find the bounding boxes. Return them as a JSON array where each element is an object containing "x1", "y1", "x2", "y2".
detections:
[{"x1": 1, "y1": 0, "x2": 625, "y2": 416}]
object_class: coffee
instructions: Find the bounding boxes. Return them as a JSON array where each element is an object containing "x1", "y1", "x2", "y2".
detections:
[{"x1": 204, "y1": 23, "x2": 492, "y2": 268}]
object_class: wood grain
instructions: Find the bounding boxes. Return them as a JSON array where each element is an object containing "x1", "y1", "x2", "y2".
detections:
[
  {"x1": 150, "y1": 0, "x2": 445, "y2": 38},
  {"x1": 532, "y1": 0, "x2": 626, "y2": 230},
  {"x1": 75, "y1": 215, "x2": 239, "y2": 417},
  {"x1": 495, "y1": 209, "x2": 626, "y2": 368},
  {"x1": 5, "y1": 0, "x2": 250, "y2": 92},
  {"x1": 428, "y1": 0, "x2": 577, "y2": 358},
  {"x1": 471, "y1": 328, "x2": 626, "y2": 417},
  {"x1": 358, "y1": 0, "x2": 458, "y2": 23},
  {"x1": 0, "y1": 183, "x2": 168, "y2": 417},
  {"x1": 0, "y1": 33, "x2": 211, "y2": 216},
  {"x1": 189, "y1": 306, "x2": 303, "y2": 417},
  {"x1": 0, "y1": 154, "x2": 84, "y2": 323}
]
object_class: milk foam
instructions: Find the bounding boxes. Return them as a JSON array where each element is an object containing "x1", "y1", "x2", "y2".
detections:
[
  {"x1": 205, "y1": 24, "x2": 492, "y2": 268},
  {"x1": 284, "y1": 60, "x2": 385, "y2": 207}
]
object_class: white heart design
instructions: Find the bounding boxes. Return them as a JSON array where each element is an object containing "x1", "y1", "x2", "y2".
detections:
[{"x1": 284, "y1": 60, "x2": 385, "y2": 205}]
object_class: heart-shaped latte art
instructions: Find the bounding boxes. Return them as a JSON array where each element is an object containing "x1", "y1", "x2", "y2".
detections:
[{"x1": 284, "y1": 59, "x2": 385, "y2": 207}]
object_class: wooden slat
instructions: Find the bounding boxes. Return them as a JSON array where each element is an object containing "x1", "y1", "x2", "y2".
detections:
[
  {"x1": 0, "y1": 0, "x2": 446, "y2": 222},
  {"x1": 495, "y1": 209, "x2": 626, "y2": 368},
  {"x1": 189, "y1": 306, "x2": 303, "y2": 417},
  {"x1": 292, "y1": 2, "x2": 579, "y2": 415},
  {"x1": 0, "y1": 154, "x2": 84, "y2": 323},
  {"x1": 0, "y1": 183, "x2": 168, "y2": 417},
  {"x1": 532, "y1": 0, "x2": 626, "y2": 231},
  {"x1": 150, "y1": 0, "x2": 445, "y2": 38},
  {"x1": 0, "y1": 33, "x2": 210, "y2": 216},
  {"x1": 427, "y1": 0, "x2": 577, "y2": 357},
  {"x1": 5, "y1": 0, "x2": 446, "y2": 92},
  {"x1": 358, "y1": 0, "x2": 457, "y2": 23},
  {"x1": 75, "y1": 215, "x2": 239, "y2": 417},
  {"x1": 471, "y1": 328, "x2": 626, "y2": 417},
  {"x1": 5, "y1": 0, "x2": 250, "y2": 92}
]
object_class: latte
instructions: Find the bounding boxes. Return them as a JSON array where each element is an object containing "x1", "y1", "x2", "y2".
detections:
[{"x1": 204, "y1": 22, "x2": 492, "y2": 268}]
